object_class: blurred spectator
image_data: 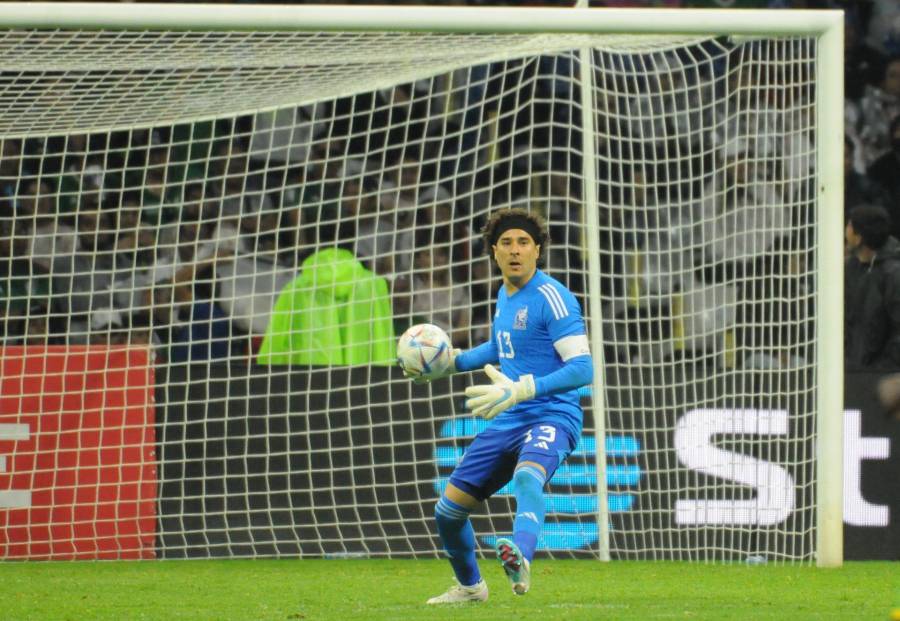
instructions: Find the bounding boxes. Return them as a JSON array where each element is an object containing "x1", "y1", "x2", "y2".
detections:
[
  {"x1": 21, "y1": 305, "x2": 52, "y2": 346},
  {"x1": 0, "y1": 204, "x2": 50, "y2": 344},
  {"x1": 845, "y1": 135, "x2": 891, "y2": 217},
  {"x1": 110, "y1": 193, "x2": 161, "y2": 302},
  {"x1": 20, "y1": 180, "x2": 121, "y2": 345},
  {"x1": 672, "y1": 274, "x2": 737, "y2": 366},
  {"x1": 248, "y1": 103, "x2": 326, "y2": 168},
  {"x1": 137, "y1": 146, "x2": 181, "y2": 226},
  {"x1": 214, "y1": 191, "x2": 296, "y2": 349},
  {"x1": 543, "y1": 170, "x2": 585, "y2": 294},
  {"x1": 866, "y1": 0, "x2": 900, "y2": 57},
  {"x1": 844, "y1": 204, "x2": 900, "y2": 370},
  {"x1": 866, "y1": 114, "x2": 900, "y2": 238},
  {"x1": 115, "y1": 192, "x2": 145, "y2": 239},
  {"x1": 257, "y1": 247, "x2": 395, "y2": 366},
  {"x1": 353, "y1": 174, "x2": 414, "y2": 279},
  {"x1": 699, "y1": 139, "x2": 786, "y2": 266},
  {"x1": 212, "y1": 139, "x2": 274, "y2": 219},
  {"x1": 275, "y1": 200, "x2": 304, "y2": 267},
  {"x1": 414, "y1": 183, "x2": 471, "y2": 272},
  {"x1": 140, "y1": 281, "x2": 182, "y2": 360},
  {"x1": 52, "y1": 206, "x2": 120, "y2": 342},
  {"x1": 88, "y1": 307, "x2": 130, "y2": 345},
  {"x1": 845, "y1": 8, "x2": 888, "y2": 102},
  {"x1": 241, "y1": 197, "x2": 282, "y2": 260},
  {"x1": 407, "y1": 244, "x2": 472, "y2": 348},
  {"x1": 737, "y1": 237, "x2": 811, "y2": 370},
  {"x1": 380, "y1": 152, "x2": 424, "y2": 213},
  {"x1": 468, "y1": 247, "x2": 494, "y2": 346},
  {"x1": 846, "y1": 56, "x2": 900, "y2": 168},
  {"x1": 168, "y1": 301, "x2": 234, "y2": 363},
  {"x1": 122, "y1": 186, "x2": 249, "y2": 360},
  {"x1": 17, "y1": 177, "x2": 57, "y2": 220},
  {"x1": 216, "y1": 253, "x2": 294, "y2": 354},
  {"x1": 0, "y1": 139, "x2": 22, "y2": 201},
  {"x1": 56, "y1": 133, "x2": 114, "y2": 214}
]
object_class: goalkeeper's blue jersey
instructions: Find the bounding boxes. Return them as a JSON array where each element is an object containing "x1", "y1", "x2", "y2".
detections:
[{"x1": 486, "y1": 269, "x2": 587, "y2": 438}]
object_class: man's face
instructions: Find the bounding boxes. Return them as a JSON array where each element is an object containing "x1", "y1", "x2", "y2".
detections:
[
  {"x1": 846, "y1": 220, "x2": 863, "y2": 255},
  {"x1": 492, "y1": 228, "x2": 540, "y2": 287},
  {"x1": 19, "y1": 181, "x2": 54, "y2": 217},
  {"x1": 884, "y1": 60, "x2": 900, "y2": 97}
]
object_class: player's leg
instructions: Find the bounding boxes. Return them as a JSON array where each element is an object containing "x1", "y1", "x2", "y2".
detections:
[
  {"x1": 509, "y1": 461, "x2": 547, "y2": 564},
  {"x1": 495, "y1": 422, "x2": 578, "y2": 595},
  {"x1": 493, "y1": 459, "x2": 552, "y2": 595},
  {"x1": 428, "y1": 483, "x2": 486, "y2": 604},
  {"x1": 427, "y1": 427, "x2": 516, "y2": 604},
  {"x1": 494, "y1": 461, "x2": 544, "y2": 596}
]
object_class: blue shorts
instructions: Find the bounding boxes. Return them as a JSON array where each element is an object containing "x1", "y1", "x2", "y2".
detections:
[{"x1": 447, "y1": 420, "x2": 578, "y2": 502}]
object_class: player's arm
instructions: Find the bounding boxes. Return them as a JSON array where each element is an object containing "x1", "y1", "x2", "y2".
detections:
[
  {"x1": 532, "y1": 334, "x2": 593, "y2": 397},
  {"x1": 407, "y1": 338, "x2": 499, "y2": 384},
  {"x1": 454, "y1": 340, "x2": 499, "y2": 373}
]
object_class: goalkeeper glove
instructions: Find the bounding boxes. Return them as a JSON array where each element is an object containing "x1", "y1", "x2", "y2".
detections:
[
  {"x1": 464, "y1": 364, "x2": 536, "y2": 420},
  {"x1": 403, "y1": 349, "x2": 460, "y2": 384}
]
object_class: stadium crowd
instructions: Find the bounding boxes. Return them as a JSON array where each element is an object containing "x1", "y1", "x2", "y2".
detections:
[{"x1": 0, "y1": 0, "x2": 899, "y2": 371}]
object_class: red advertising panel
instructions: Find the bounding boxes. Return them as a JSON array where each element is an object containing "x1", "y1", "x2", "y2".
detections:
[{"x1": 0, "y1": 346, "x2": 156, "y2": 559}]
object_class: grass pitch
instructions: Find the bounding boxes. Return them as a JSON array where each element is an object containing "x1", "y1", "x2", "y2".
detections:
[{"x1": 0, "y1": 558, "x2": 895, "y2": 620}]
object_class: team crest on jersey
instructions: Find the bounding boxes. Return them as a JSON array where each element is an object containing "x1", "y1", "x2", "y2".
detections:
[{"x1": 513, "y1": 306, "x2": 528, "y2": 330}]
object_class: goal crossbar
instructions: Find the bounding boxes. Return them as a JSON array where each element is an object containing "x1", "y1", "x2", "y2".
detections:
[{"x1": 1, "y1": 4, "x2": 842, "y2": 37}]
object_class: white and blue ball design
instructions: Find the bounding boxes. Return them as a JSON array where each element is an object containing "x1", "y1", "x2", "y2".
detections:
[{"x1": 397, "y1": 323, "x2": 451, "y2": 378}]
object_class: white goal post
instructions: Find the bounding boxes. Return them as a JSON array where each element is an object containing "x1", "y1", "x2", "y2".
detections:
[{"x1": 0, "y1": 3, "x2": 842, "y2": 566}]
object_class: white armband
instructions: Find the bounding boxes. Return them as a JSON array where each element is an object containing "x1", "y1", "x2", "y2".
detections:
[{"x1": 554, "y1": 334, "x2": 591, "y2": 361}]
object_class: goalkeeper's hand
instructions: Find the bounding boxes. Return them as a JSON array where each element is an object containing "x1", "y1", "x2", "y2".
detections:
[
  {"x1": 403, "y1": 349, "x2": 460, "y2": 384},
  {"x1": 464, "y1": 364, "x2": 536, "y2": 420}
]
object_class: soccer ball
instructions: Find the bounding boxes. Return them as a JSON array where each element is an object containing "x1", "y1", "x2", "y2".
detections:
[{"x1": 396, "y1": 323, "x2": 452, "y2": 379}]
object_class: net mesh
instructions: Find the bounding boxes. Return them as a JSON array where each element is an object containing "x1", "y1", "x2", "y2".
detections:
[
  {"x1": 0, "y1": 26, "x2": 819, "y2": 561},
  {"x1": 0, "y1": 30, "x2": 705, "y2": 137}
]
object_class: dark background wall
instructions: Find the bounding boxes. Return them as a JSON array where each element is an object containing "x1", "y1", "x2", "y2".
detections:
[{"x1": 155, "y1": 364, "x2": 898, "y2": 560}]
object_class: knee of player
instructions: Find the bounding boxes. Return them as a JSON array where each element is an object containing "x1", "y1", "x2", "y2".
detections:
[
  {"x1": 434, "y1": 496, "x2": 469, "y2": 522},
  {"x1": 513, "y1": 464, "x2": 546, "y2": 490}
]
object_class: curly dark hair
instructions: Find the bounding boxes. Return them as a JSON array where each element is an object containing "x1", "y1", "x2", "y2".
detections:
[
  {"x1": 849, "y1": 204, "x2": 892, "y2": 250},
  {"x1": 480, "y1": 207, "x2": 550, "y2": 265}
]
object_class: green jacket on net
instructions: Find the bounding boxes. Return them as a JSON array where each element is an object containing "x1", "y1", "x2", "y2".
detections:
[{"x1": 257, "y1": 248, "x2": 395, "y2": 366}]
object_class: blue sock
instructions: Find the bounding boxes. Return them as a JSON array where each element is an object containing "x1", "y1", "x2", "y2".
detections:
[
  {"x1": 512, "y1": 466, "x2": 546, "y2": 562},
  {"x1": 434, "y1": 497, "x2": 481, "y2": 586}
]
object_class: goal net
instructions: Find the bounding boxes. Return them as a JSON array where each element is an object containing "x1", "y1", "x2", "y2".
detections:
[{"x1": 0, "y1": 5, "x2": 842, "y2": 564}]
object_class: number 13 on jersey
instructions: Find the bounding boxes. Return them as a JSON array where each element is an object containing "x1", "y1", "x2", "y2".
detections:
[{"x1": 496, "y1": 330, "x2": 515, "y2": 359}]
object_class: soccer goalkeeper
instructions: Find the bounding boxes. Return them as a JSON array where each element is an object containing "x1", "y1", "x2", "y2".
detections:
[{"x1": 403, "y1": 208, "x2": 593, "y2": 603}]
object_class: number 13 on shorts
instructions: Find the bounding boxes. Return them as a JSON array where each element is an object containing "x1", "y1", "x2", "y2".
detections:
[{"x1": 525, "y1": 425, "x2": 556, "y2": 450}]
